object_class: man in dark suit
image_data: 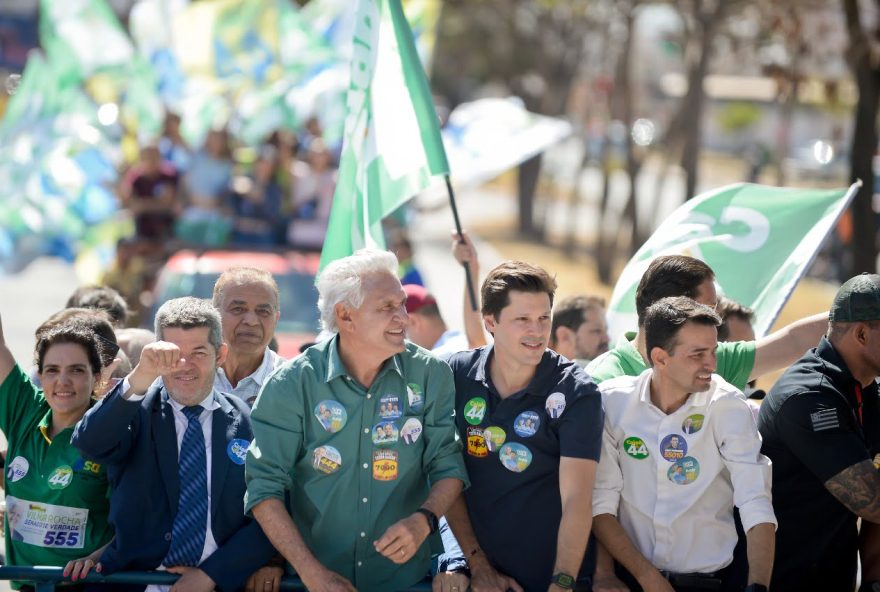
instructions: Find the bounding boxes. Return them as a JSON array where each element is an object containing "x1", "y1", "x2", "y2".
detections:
[{"x1": 73, "y1": 297, "x2": 278, "y2": 592}]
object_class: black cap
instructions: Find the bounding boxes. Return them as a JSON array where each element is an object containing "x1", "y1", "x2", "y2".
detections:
[{"x1": 829, "y1": 273, "x2": 880, "y2": 322}]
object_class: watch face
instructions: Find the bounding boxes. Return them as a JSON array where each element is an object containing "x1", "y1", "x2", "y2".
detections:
[{"x1": 552, "y1": 573, "x2": 575, "y2": 588}]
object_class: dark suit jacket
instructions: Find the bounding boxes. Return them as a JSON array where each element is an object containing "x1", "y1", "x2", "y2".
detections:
[{"x1": 71, "y1": 382, "x2": 276, "y2": 591}]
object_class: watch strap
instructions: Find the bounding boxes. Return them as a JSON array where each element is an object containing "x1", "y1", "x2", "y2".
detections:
[{"x1": 415, "y1": 507, "x2": 438, "y2": 533}]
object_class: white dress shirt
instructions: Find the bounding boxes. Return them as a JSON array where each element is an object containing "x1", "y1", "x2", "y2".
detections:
[
  {"x1": 214, "y1": 348, "x2": 285, "y2": 406},
  {"x1": 125, "y1": 381, "x2": 221, "y2": 590},
  {"x1": 593, "y1": 370, "x2": 776, "y2": 574}
]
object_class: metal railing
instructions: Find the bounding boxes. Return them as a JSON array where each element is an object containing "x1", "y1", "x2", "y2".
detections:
[{"x1": 0, "y1": 566, "x2": 434, "y2": 591}]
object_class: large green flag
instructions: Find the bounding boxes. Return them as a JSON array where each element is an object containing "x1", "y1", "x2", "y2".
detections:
[
  {"x1": 319, "y1": 0, "x2": 450, "y2": 271},
  {"x1": 607, "y1": 182, "x2": 859, "y2": 339}
]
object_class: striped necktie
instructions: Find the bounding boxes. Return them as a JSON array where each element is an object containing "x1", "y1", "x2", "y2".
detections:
[{"x1": 164, "y1": 405, "x2": 208, "y2": 567}]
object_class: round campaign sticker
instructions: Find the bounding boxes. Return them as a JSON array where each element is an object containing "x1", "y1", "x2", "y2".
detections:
[
  {"x1": 312, "y1": 446, "x2": 342, "y2": 475},
  {"x1": 499, "y1": 443, "x2": 533, "y2": 473},
  {"x1": 379, "y1": 393, "x2": 403, "y2": 420},
  {"x1": 7, "y1": 456, "x2": 29, "y2": 483},
  {"x1": 667, "y1": 456, "x2": 700, "y2": 485},
  {"x1": 467, "y1": 427, "x2": 488, "y2": 458},
  {"x1": 463, "y1": 397, "x2": 487, "y2": 425},
  {"x1": 48, "y1": 465, "x2": 73, "y2": 490},
  {"x1": 623, "y1": 436, "x2": 649, "y2": 460},
  {"x1": 407, "y1": 383, "x2": 425, "y2": 412},
  {"x1": 372, "y1": 421, "x2": 399, "y2": 445},
  {"x1": 682, "y1": 414, "x2": 705, "y2": 435},
  {"x1": 483, "y1": 426, "x2": 507, "y2": 452},
  {"x1": 227, "y1": 438, "x2": 250, "y2": 466},
  {"x1": 314, "y1": 400, "x2": 348, "y2": 433},
  {"x1": 401, "y1": 418, "x2": 423, "y2": 444},
  {"x1": 545, "y1": 393, "x2": 566, "y2": 419},
  {"x1": 513, "y1": 411, "x2": 540, "y2": 438},
  {"x1": 660, "y1": 434, "x2": 687, "y2": 462}
]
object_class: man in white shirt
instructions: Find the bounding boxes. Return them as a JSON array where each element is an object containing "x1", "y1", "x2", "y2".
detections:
[
  {"x1": 550, "y1": 295, "x2": 610, "y2": 366},
  {"x1": 212, "y1": 267, "x2": 285, "y2": 406},
  {"x1": 593, "y1": 296, "x2": 775, "y2": 592}
]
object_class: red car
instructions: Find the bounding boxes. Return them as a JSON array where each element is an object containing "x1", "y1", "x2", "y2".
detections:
[{"x1": 145, "y1": 250, "x2": 321, "y2": 358}]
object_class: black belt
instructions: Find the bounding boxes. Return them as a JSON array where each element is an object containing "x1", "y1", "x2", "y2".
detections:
[{"x1": 659, "y1": 570, "x2": 723, "y2": 590}]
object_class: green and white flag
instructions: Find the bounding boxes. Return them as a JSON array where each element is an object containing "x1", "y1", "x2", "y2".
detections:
[
  {"x1": 607, "y1": 182, "x2": 859, "y2": 340},
  {"x1": 319, "y1": 0, "x2": 450, "y2": 271}
]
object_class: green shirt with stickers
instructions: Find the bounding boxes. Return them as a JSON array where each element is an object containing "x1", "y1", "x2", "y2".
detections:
[
  {"x1": 245, "y1": 336, "x2": 468, "y2": 592},
  {"x1": 587, "y1": 332, "x2": 756, "y2": 389},
  {"x1": 0, "y1": 365, "x2": 113, "y2": 582}
]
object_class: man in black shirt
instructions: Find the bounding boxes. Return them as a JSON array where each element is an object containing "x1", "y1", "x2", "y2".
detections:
[{"x1": 758, "y1": 273, "x2": 880, "y2": 592}]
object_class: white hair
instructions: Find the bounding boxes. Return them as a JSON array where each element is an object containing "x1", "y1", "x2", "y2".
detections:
[{"x1": 317, "y1": 248, "x2": 399, "y2": 334}]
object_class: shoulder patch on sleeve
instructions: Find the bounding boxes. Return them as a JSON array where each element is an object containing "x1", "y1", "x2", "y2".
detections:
[{"x1": 810, "y1": 407, "x2": 839, "y2": 432}]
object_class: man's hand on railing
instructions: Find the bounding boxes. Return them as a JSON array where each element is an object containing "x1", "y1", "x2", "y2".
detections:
[
  {"x1": 166, "y1": 566, "x2": 215, "y2": 592},
  {"x1": 246, "y1": 565, "x2": 283, "y2": 592}
]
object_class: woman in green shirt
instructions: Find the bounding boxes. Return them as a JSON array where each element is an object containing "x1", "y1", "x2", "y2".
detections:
[{"x1": 0, "y1": 312, "x2": 115, "y2": 586}]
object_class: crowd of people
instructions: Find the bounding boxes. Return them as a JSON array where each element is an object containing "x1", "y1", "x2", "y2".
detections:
[
  {"x1": 2, "y1": 231, "x2": 880, "y2": 592},
  {"x1": 101, "y1": 112, "x2": 364, "y2": 326}
]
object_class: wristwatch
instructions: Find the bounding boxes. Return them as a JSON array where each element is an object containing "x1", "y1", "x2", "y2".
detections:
[
  {"x1": 415, "y1": 507, "x2": 439, "y2": 534},
  {"x1": 743, "y1": 585, "x2": 768, "y2": 592},
  {"x1": 550, "y1": 572, "x2": 575, "y2": 590}
]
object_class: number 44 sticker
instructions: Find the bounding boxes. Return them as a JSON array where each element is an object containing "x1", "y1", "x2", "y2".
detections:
[{"x1": 48, "y1": 466, "x2": 73, "y2": 490}]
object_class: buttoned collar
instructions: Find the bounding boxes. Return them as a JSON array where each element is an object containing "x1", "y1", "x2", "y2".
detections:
[
  {"x1": 466, "y1": 345, "x2": 560, "y2": 399},
  {"x1": 216, "y1": 347, "x2": 279, "y2": 389},
  {"x1": 164, "y1": 389, "x2": 221, "y2": 414},
  {"x1": 325, "y1": 333, "x2": 404, "y2": 384},
  {"x1": 635, "y1": 368, "x2": 713, "y2": 412}
]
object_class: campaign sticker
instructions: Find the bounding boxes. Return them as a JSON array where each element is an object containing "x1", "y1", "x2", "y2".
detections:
[
  {"x1": 682, "y1": 414, "x2": 705, "y2": 435},
  {"x1": 660, "y1": 434, "x2": 687, "y2": 462},
  {"x1": 499, "y1": 443, "x2": 533, "y2": 473},
  {"x1": 312, "y1": 446, "x2": 342, "y2": 475},
  {"x1": 314, "y1": 400, "x2": 347, "y2": 433},
  {"x1": 7, "y1": 456, "x2": 29, "y2": 483},
  {"x1": 466, "y1": 426, "x2": 488, "y2": 458},
  {"x1": 513, "y1": 411, "x2": 540, "y2": 438},
  {"x1": 546, "y1": 393, "x2": 566, "y2": 419},
  {"x1": 407, "y1": 383, "x2": 425, "y2": 412},
  {"x1": 379, "y1": 394, "x2": 403, "y2": 420},
  {"x1": 483, "y1": 426, "x2": 507, "y2": 452},
  {"x1": 227, "y1": 439, "x2": 250, "y2": 465},
  {"x1": 623, "y1": 436, "x2": 649, "y2": 459},
  {"x1": 401, "y1": 418, "x2": 423, "y2": 444},
  {"x1": 463, "y1": 397, "x2": 487, "y2": 425},
  {"x1": 5, "y1": 495, "x2": 87, "y2": 549},
  {"x1": 47, "y1": 466, "x2": 73, "y2": 490},
  {"x1": 668, "y1": 456, "x2": 700, "y2": 485},
  {"x1": 372, "y1": 421, "x2": 399, "y2": 445},
  {"x1": 373, "y1": 449, "x2": 399, "y2": 481}
]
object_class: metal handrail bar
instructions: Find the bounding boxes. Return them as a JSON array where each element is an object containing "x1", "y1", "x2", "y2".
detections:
[{"x1": 0, "y1": 566, "x2": 434, "y2": 591}]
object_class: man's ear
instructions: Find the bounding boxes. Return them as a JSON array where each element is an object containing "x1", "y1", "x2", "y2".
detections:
[
  {"x1": 555, "y1": 326, "x2": 574, "y2": 348},
  {"x1": 336, "y1": 302, "x2": 354, "y2": 331},
  {"x1": 483, "y1": 314, "x2": 497, "y2": 335},
  {"x1": 650, "y1": 346, "x2": 668, "y2": 368},
  {"x1": 216, "y1": 343, "x2": 229, "y2": 367}
]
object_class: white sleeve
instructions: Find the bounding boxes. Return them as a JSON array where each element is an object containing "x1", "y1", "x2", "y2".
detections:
[
  {"x1": 714, "y1": 395, "x2": 777, "y2": 531},
  {"x1": 592, "y1": 414, "x2": 624, "y2": 517}
]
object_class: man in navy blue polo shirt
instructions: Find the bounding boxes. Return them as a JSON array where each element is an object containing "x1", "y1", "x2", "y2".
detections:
[{"x1": 434, "y1": 261, "x2": 604, "y2": 592}]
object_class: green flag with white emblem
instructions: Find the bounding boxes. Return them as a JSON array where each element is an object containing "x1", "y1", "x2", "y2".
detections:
[
  {"x1": 607, "y1": 182, "x2": 859, "y2": 340},
  {"x1": 318, "y1": 0, "x2": 450, "y2": 272}
]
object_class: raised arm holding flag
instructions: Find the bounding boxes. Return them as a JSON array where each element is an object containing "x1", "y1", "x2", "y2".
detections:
[{"x1": 318, "y1": 0, "x2": 477, "y2": 308}]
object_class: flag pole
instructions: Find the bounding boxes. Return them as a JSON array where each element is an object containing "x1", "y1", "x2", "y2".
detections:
[{"x1": 445, "y1": 175, "x2": 478, "y2": 311}]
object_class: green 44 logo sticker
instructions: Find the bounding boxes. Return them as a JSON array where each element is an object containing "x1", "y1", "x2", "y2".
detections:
[
  {"x1": 48, "y1": 465, "x2": 73, "y2": 489},
  {"x1": 463, "y1": 397, "x2": 487, "y2": 425},
  {"x1": 623, "y1": 437, "x2": 649, "y2": 459}
]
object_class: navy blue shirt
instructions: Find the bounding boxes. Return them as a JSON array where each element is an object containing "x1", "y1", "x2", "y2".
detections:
[{"x1": 447, "y1": 346, "x2": 603, "y2": 591}]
